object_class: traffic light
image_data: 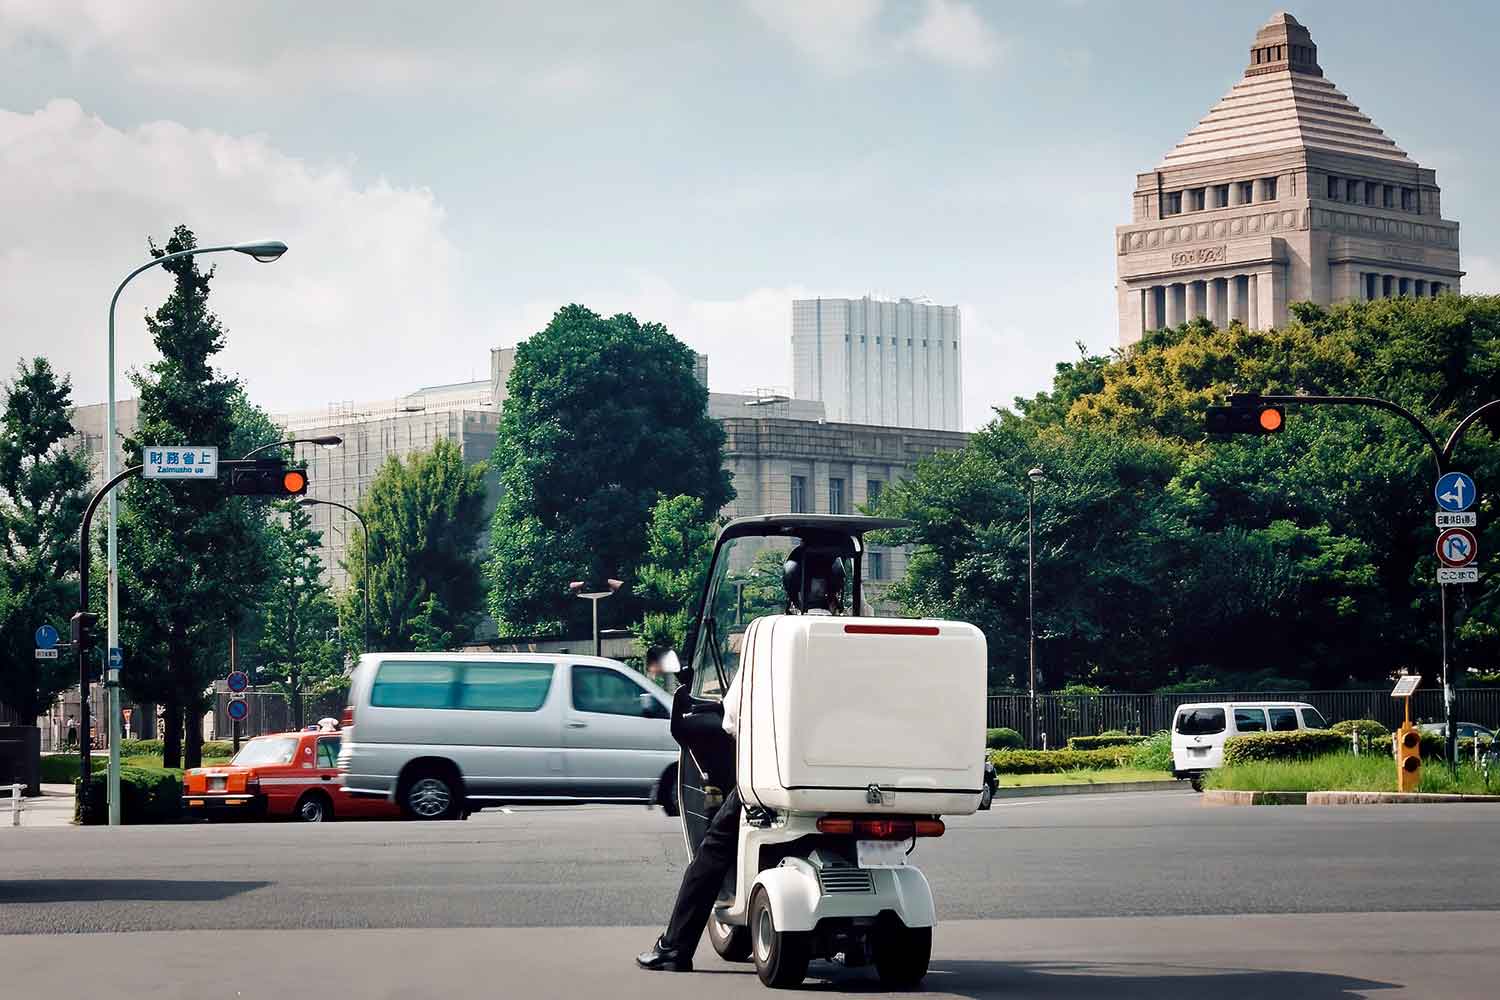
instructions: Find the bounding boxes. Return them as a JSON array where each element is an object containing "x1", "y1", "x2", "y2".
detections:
[
  {"x1": 227, "y1": 459, "x2": 308, "y2": 497},
  {"x1": 71, "y1": 611, "x2": 101, "y2": 682},
  {"x1": 1396, "y1": 722, "x2": 1422, "y2": 792},
  {"x1": 1206, "y1": 394, "x2": 1285, "y2": 435}
]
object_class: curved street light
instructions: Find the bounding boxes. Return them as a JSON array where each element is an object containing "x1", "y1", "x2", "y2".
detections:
[
  {"x1": 241, "y1": 435, "x2": 343, "y2": 461},
  {"x1": 102, "y1": 238, "x2": 288, "y2": 827},
  {"x1": 299, "y1": 498, "x2": 372, "y2": 655}
]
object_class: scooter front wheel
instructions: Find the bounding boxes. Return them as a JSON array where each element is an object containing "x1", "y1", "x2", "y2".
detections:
[
  {"x1": 708, "y1": 906, "x2": 752, "y2": 962},
  {"x1": 750, "y1": 888, "x2": 811, "y2": 988}
]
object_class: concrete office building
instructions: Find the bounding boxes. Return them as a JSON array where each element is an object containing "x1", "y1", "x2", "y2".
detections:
[
  {"x1": 793, "y1": 297, "x2": 962, "y2": 431},
  {"x1": 1116, "y1": 12, "x2": 1462, "y2": 344}
]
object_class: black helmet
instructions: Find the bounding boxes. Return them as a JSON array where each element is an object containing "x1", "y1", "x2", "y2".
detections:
[{"x1": 782, "y1": 546, "x2": 846, "y2": 612}]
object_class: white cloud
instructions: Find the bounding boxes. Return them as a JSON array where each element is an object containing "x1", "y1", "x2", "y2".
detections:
[
  {"x1": 897, "y1": 0, "x2": 1006, "y2": 71},
  {"x1": 746, "y1": 0, "x2": 1003, "y2": 75},
  {"x1": 0, "y1": 99, "x2": 459, "y2": 412},
  {"x1": 1464, "y1": 255, "x2": 1499, "y2": 293},
  {"x1": 744, "y1": 0, "x2": 884, "y2": 75}
]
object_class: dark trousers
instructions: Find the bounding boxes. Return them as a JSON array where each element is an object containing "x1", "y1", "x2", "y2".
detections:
[{"x1": 662, "y1": 788, "x2": 741, "y2": 955}]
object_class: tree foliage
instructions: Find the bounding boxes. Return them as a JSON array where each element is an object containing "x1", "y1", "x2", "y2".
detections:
[
  {"x1": 635, "y1": 494, "x2": 718, "y2": 655},
  {"x1": 256, "y1": 500, "x2": 341, "y2": 728},
  {"x1": 0, "y1": 358, "x2": 90, "y2": 718},
  {"x1": 114, "y1": 226, "x2": 279, "y2": 767},
  {"x1": 886, "y1": 296, "x2": 1500, "y2": 692},
  {"x1": 341, "y1": 438, "x2": 488, "y2": 652},
  {"x1": 486, "y1": 305, "x2": 733, "y2": 636}
]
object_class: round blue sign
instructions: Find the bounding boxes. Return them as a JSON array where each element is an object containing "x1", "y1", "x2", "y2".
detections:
[
  {"x1": 226, "y1": 670, "x2": 250, "y2": 693},
  {"x1": 34, "y1": 624, "x2": 59, "y2": 650},
  {"x1": 226, "y1": 698, "x2": 249, "y2": 721},
  {"x1": 1435, "y1": 471, "x2": 1477, "y2": 512}
]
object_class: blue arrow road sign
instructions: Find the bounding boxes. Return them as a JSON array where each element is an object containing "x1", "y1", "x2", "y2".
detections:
[
  {"x1": 34, "y1": 624, "x2": 58, "y2": 649},
  {"x1": 1435, "y1": 472, "x2": 1477, "y2": 512},
  {"x1": 108, "y1": 648, "x2": 123, "y2": 669}
]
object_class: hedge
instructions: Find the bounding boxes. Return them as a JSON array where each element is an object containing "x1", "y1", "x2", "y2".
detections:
[
  {"x1": 1221, "y1": 729, "x2": 1347, "y2": 766},
  {"x1": 1068, "y1": 734, "x2": 1148, "y2": 751},
  {"x1": 1329, "y1": 719, "x2": 1389, "y2": 741},
  {"x1": 116, "y1": 738, "x2": 234, "y2": 760},
  {"x1": 989, "y1": 746, "x2": 1135, "y2": 774},
  {"x1": 75, "y1": 766, "x2": 182, "y2": 825},
  {"x1": 985, "y1": 728, "x2": 1024, "y2": 750}
]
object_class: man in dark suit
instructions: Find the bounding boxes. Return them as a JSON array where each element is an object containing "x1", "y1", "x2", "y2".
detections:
[{"x1": 636, "y1": 549, "x2": 844, "y2": 972}]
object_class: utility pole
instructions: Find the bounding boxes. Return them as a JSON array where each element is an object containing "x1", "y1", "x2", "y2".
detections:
[{"x1": 1026, "y1": 467, "x2": 1046, "y2": 750}]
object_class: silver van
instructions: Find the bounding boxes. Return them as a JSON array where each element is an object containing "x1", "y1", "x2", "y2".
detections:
[{"x1": 337, "y1": 652, "x2": 678, "y2": 819}]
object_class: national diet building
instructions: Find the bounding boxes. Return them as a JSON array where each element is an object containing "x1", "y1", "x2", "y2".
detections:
[{"x1": 1116, "y1": 12, "x2": 1462, "y2": 344}]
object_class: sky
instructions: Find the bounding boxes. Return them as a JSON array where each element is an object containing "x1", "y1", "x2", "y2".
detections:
[{"x1": 1, "y1": 0, "x2": 1496, "y2": 430}]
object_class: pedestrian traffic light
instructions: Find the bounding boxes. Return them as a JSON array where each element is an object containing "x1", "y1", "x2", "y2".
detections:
[
  {"x1": 1205, "y1": 394, "x2": 1285, "y2": 435},
  {"x1": 227, "y1": 459, "x2": 308, "y2": 497},
  {"x1": 1396, "y1": 722, "x2": 1422, "y2": 792}
]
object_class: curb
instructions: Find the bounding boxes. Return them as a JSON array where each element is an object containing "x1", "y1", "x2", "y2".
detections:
[
  {"x1": 994, "y1": 780, "x2": 1184, "y2": 799},
  {"x1": 1202, "y1": 789, "x2": 1500, "y2": 806}
]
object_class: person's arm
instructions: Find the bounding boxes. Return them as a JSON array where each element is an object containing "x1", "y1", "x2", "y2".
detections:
[{"x1": 721, "y1": 668, "x2": 742, "y2": 738}]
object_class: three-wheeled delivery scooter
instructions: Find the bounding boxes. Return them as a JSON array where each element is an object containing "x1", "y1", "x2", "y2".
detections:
[{"x1": 669, "y1": 514, "x2": 987, "y2": 988}]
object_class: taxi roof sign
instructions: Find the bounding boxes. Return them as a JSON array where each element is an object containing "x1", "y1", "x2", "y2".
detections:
[{"x1": 1391, "y1": 675, "x2": 1421, "y2": 698}]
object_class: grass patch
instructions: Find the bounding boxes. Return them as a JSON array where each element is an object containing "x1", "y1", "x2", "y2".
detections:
[
  {"x1": 998, "y1": 767, "x2": 1175, "y2": 787},
  {"x1": 1205, "y1": 753, "x2": 1500, "y2": 795}
]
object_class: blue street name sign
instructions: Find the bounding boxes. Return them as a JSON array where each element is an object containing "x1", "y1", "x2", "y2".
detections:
[
  {"x1": 35, "y1": 624, "x2": 59, "y2": 649},
  {"x1": 1435, "y1": 472, "x2": 1477, "y2": 512}
]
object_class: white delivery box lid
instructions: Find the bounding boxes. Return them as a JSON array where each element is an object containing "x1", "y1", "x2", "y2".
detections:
[{"x1": 735, "y1": 614, "x2": 987, "y2": 816}]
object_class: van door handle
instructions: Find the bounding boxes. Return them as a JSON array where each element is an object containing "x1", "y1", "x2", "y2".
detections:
[{"x1": 566, "y1": 721, "x2": 588, "y2": 729}]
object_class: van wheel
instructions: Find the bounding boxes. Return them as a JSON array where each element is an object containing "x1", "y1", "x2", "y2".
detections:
[
  {"x1": 400, "y1": 766, "x2": 463, "y2": 820},
  {"x1": 295, "y1": 791, "x2": 332, "y2": 823},
  {"x1": 872, "y1": 918, "x2": 931, "y2": 989},
  {"x1": 658, "y1": 765, "x2": 680, "y2": 817},
  {"x1": 750, "y1": 888, "x2": 810, "y2": 987},
  {"x1": 708, "y1": 906, "x2": 752, "y2": 962},
  {"x1": 1190, "y1": 773, "x2": 1206, "y2": 793}
]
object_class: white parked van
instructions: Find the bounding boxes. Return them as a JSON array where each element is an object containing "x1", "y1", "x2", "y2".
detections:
[
  {"x1": 337, "y1": 653, "x2": 677, "y2": 819},
  {"x1": 1171, "y1": 701, "x2": 1329, "y2": 789}
]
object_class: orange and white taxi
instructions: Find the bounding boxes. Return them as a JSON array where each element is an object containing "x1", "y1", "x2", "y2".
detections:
[{"x1": 182, "y1": 724, "x2": 403, "y2": 822}]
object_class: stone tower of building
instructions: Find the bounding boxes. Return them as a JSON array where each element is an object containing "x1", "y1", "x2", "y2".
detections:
[{"x1": 1116, "y1": 12, "x2": 1461, "y2": 344}]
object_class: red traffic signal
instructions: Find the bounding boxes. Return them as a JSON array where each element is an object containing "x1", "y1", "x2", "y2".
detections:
[
  {"x1": 228, "y1": 459, "x2": 309, "y2": 497},
  {"x1": 1206, "y1": 397, "x2": 1285, "y2": 435}
]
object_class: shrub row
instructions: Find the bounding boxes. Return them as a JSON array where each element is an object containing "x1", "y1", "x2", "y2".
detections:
[
  {"x1": 115, "y1": 738, "x2": 234, "y2": 760},
  {"x1": 989, "y1": 745, "x2": 1134, "y2": 774},
  {"x1": 1221, "y1": 729, "x2": 1347, "y2": 766},
  {"x1": 985, "y1": 728, "x2": 1024, "y2": 750},
  {"x1": 1329, "y1": 719, "x2": 1389, "y2": 741},
  {"x1": 75, "y1": 767, "x2": 182, "y2": 825},
  {"x1": 1067, "y1": 734, "x2": 1148, "y2": 751}
]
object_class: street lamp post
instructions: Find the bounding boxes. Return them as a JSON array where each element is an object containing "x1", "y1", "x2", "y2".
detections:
[
  {"x1": 103, "y1": 239, "x2": 287, "y2": 828},
  {"x1": 1026, "y1": 466, "x2": 1046, "y2": 750},
  {"x1": 570, "y1": 580, "x2": 623, "y2": 657},
  {"x1": 298, "y1": 498, "x2": 371, "y2": 655}
]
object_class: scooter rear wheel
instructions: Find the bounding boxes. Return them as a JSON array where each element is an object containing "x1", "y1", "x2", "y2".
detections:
[
  {"x1": 708, "y1": 906, "x2": 751, "y2": 962},
  {"x1": 873, "y1": 920, "x2": 931, "y2": 989},
  {"x1": 750, "y1": 888, "x2": 810, "y2": 988}
]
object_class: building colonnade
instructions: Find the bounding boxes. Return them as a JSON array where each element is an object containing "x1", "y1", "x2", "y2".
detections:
[{"x1": 1139, "y1": 273, "x2": 1267, "y2": 332}]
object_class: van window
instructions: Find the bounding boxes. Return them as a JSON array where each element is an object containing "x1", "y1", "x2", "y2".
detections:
[
  {"x1": 458, "y1": 663, "x2": 554, "y2": 712},
  {"x1": 1234, "y1": 708, "x2": 1268, "y2": 732},
  {"x1": 1268, "y1": 708, "x2": 1299, "y2": 732},
  {"x1": 371, "y1": 662, "x2": 457, "y2": 708},
  {"x1": 1300, "y1": 707, "x2": 1329, "y2": 730},
  {"x1": 572, "y1": 665, "x2": 654, "y2": 717},
  {"x1": 1175, "y1": 707, "x2": 1226, "y2": 735}
]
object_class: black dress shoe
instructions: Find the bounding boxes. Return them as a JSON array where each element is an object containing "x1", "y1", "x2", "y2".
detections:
[{"x1": 636, "y1": 936, "x2": 693, "y2": 972}]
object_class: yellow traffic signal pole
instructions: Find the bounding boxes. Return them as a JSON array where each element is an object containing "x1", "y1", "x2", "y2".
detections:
[{"x1": 1235, "y1": 393, "x2": 1500, "y2": 774}]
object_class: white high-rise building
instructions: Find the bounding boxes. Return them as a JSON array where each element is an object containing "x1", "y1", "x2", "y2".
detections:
[{"x1": 792, "y1": 296, "x2": 962, "y2": 431}]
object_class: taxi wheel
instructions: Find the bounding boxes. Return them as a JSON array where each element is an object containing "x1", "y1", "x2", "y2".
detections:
[{"x1": 295, "y1": 792, "x2": 332, "y2": 823}]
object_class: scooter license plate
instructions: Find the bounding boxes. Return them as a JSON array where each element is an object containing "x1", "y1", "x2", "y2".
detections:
[{"x1": 856, "y1": 840, "x2": 907, "y2": 869}]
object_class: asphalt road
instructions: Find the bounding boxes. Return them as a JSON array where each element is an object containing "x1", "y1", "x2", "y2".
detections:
[{"x1": 3, "y1": 789, "x2": 1499, "y2": 997}]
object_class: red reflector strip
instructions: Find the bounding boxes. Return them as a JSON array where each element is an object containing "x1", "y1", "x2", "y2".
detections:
[{"x1": 843, "y1": 624, "x2": 940, "y2": 636}]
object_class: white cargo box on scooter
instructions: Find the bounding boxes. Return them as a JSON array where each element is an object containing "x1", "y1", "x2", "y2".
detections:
[{"x1": 734, "y1": 614, "x2": 987, "y2": 816}]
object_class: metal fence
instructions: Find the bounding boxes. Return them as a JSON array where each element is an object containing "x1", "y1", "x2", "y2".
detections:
[
  {"x1": 987, "y1": 689, "x2": 1500, "y2": 747},
  {"x1": 209, "y1": 691, "x2": 347, "y2": 740}
]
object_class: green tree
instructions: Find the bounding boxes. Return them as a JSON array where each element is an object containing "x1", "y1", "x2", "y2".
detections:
[
  {"x1": 410, "y1": 593, "x2": 455, "y2": 652},
  {"x1": 636, "y1": 494, "x2": 718, "y2": 654},
  {"x1": 341, "y1": 439, "x2": 488, "y2": 652},
  {"x1": 257, "y1": 500, "x2": 341, "y2": 729},
  {"x1": 0, "y1": 359, "x2": 90, "y2": 719},
  {"x1": 114, "y1": 226, "x2": 278, "y2": 768},
  {"x1": 487, "y1": 305, "x2": 733, "y2": 636}
]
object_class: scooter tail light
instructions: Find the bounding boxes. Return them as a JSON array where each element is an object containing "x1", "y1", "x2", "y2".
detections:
[
  {"x1": 914, "y1": 819, "x2": 945, "y2": 838},
  {"x1": 816, "y1": 818, "x2": 855, "y2": 835},
  {"x1": 817, "y1": 816, "x2": 946, "y2": 839}
]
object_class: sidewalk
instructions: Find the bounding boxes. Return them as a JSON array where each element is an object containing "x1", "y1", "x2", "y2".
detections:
[{"x1": 0, "y1": 784, "x2": 75, "y2": 828}]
